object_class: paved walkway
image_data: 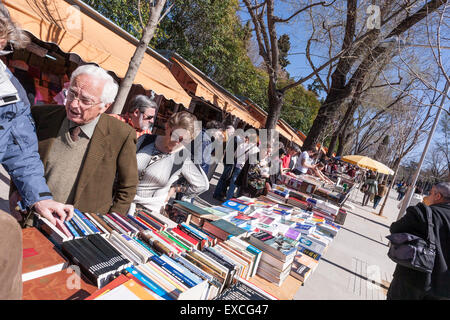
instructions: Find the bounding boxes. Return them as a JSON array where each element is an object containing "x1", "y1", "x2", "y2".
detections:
[
  {"x1": 195, "y1": 164, "x2": 400, "y2": 300},
  {"x1": 0, "y1": 163, "x2": 401, "y2": 300}
]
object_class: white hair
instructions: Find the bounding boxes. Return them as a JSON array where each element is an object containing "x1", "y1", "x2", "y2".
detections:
[{"x1": 70, "y1": 64, "x2": 119, "y2": 105}]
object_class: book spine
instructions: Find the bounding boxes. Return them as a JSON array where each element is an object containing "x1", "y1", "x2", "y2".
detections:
[
  {"x1": 73, "y1": 211, "x2": 94, "y2": 235},
  {"x1": 64, "y1": 220, "x2": 80, "y2": 238},
  {"x1": 125, "y1": 266, "x2": 173, "y2": 300},
  {"x1": 89, "y1": 213, "x2": 114, "y2": 234},
  {"x1": 84, "y1": 212, "x2": 110, "y2": 235},
  {"x1": 133, "y1": 237, "x2": 159, "y2": 257},
  {"x1": 127, "y1": 215, "x2": 151, "y2": 231},
  {"x1": 150, "y1": 255, "x2": 197, "y2": 288},
  {"x1": 106, "y1": 214, "x2": 131, "y2": 234},
  {"x1": 298, "y1": 247, "x2": 321, "y2": 261},
  {"x1": 135, "y1": 216, "x2": 158, "y2": 231},
  {"x1": 159, "y1": 254, "x2": 203, "y2": 285},
  {"x1": 124, "y1": 216, "x2": 145, "y2": 232},
  {"x1": 171, "y1": 227, "x2": 199, "y2": 247},
  {"x1": 74, "y1": 209, "x2": 101, "y2": 234},
  {"x1": 136, "y1": 213, "x2": 163, "y2": 231},
  {"x1": 180, "y1": 223, "x2": 210, "y2": 241},
  {"x1": 111, "y1": 212, "x2": 139, "y2": 235},
  {"x1": 70, "y1": 215, "x2": 89, "y2": 236},
  {"x1": 161, "y1": 231, "x2": 190, "y2": 252},
  {"x1": 137, "y1": 210, "x2": 167, "y2": 228},
  {"x1": 102, "y1": 214, "x2": 128, "y2": 235},
  {"x1": 139, "y1": 231, "x2": 176, "y2": 257}
]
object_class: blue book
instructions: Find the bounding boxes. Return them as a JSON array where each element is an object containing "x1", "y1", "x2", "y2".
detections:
[
  {"x1": 150, "y1": 255, "x2": 197, "y2": 288},
  {"x1": 159, "y1": 254, "x2": 203, "y2": 285},
  {"x1": 126, "y1": 266, "x2": 173, "y2": 300},
  {"x1": 180, "y1": 223, "x2": 209, "y2": 241},
  {"x1": 71, "y1": 214, "x2": 89, "y2": 236},
  {"x1": 64, "y1": 220, "x2": 80, "y2": 238},
  {"x1": 221, "y1": 200, "x2": 250, "y2": 213},
  {"x1": 74, "y1": 209, "x2": 100, "y2": 233},
  {"x1": 127, "y1": 214, "x2": 151, "y2": 230}
]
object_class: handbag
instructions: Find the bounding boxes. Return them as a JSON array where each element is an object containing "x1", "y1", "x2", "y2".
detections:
[{"x1": 386, "y1": 205, "x2": 436, "y2": 273}]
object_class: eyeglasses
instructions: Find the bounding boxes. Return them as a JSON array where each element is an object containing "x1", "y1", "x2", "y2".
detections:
[
  {"x1": 141, "y1": 114, "x2": 154, "y2": 121},
  {"x1": 66, "y1": 90, "x2": 102, "y2": 108}
]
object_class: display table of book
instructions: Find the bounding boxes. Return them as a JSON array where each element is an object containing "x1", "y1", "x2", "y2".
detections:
[
  {"x1": 248, "y1": 274, "x2": 303, "y2": 300},
  {"x1": 19, "y1": 193, "x2": 343, "y2": 300}
]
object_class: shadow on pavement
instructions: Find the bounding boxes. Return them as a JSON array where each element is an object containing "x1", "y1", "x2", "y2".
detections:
[
  {"x1": 321, "y1": 257, "x2": 390, "y2": 291},
  {"x1": 347, "y1": 211, "x2": 391, "y2": 229},
  {"x1": 340, "y1": 226, "x2": 389, "y2": 247}
]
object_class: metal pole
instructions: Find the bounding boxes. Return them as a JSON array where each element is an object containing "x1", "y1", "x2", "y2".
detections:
[{"x1": 397, "y1": 81, "x2": 450, "y2": 220}]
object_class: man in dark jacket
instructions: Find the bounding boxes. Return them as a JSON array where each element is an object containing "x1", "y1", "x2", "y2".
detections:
[{"x1": 387, "y1": 182, "x2": 450, "y2": 300}]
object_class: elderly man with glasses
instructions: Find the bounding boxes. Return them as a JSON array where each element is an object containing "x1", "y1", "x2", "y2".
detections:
[{"x1": 9, "y1": 64, "x2": 138, "y2": 218}]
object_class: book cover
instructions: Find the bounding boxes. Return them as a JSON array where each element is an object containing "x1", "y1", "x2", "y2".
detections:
[
  {"x1": 290, "y1": 261, "x2": 311, "y2": 282},
  {"x1": 125, "y1": 266, "x2": 173, "y2": 300},
  {"x1": 22, "y1": 227, "x2": 68, "y2": 282},
  {"x1": 248, "y1": 231, "x2": 297, "y2": 262},
  {"x1": 203, "y1": 219, "x2": 248, "y2": 241},
  {"x1": 85, "y1": 274, "x2": 130, "y2": 300},
  {"x1": 94, "y1": 278, "x2": 158, "y2": 300},
  {"x1": 22, "y1": 267, "x2": 97, "y2": 300},
  {"x1": 221, "y1": 200, "x2": 250, "y2": 213},
  {"x1": 297, "y1": 237, "x2": 326, "y2": 256}
]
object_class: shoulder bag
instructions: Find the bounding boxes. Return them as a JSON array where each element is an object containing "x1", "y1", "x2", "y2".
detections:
[{"x1": 386, "y1": 205, "x2": 436, "y2": 273}]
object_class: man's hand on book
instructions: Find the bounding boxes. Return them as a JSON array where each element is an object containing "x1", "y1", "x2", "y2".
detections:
[{"x1": 33, "y1": 199, "x2": 74, "y2": 225}]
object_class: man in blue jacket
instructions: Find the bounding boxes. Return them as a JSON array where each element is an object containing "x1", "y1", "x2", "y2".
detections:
[{"x1": 0, "y1": 4, "x2": 73, "y2": 226}]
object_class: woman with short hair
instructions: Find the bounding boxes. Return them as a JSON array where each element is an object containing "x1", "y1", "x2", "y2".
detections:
[{"x1": 129, "y1": 111, "x2": 209, "y2": 216}]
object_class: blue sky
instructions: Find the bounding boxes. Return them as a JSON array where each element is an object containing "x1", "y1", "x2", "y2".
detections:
[{"x1": 237, "y1": 3, "x2": 449, "y2": 167}]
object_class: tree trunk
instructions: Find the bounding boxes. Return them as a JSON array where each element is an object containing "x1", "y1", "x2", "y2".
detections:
[
  {"x1": 110, "y1": 1, "x2": 167, "y2": 114},
  {"x1": 327, "y1": 133, "x2": 338, "y2": 157},
  {"x1": 265, "y1": 80, "x2": 284, "y2": 142}
]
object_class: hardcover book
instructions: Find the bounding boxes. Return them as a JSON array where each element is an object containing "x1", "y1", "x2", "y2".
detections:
[
  {"x1": 22, "y1": 267, "x2": 97, "y2": 300},
  {"x1": 248, "y1": 231, "x2": 297, "y2": 262},
  {"x1": 202, "y1": 219, "x2": 248, "y2": 241},
  {"x1": 22, "y1": 227, "x2": 68, "y2": 282}
]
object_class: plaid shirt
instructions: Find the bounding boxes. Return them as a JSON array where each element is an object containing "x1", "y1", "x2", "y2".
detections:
[{"x1": 109, "y1": 114, "x2": 153, "y2": 138}]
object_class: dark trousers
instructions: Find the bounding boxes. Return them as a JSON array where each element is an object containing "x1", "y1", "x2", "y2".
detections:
[
  {"x1": 213, "y1": 164, "x2": 234, "y2": 199},
  {"x1": 362, "y1": 193, "x2": 371, "y2": 206},
  {"x1": 387, "y1": 276, "x2": 449, "y2": 300},
  {"x1": 373, "y1": 195, "x2": 382, "y2": 209}
]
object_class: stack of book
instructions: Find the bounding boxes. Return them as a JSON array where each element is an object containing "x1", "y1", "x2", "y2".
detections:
[
  {"x1": 246, "y1": 231, "x2": 298, "y2": 286},
  {"x1": 131, "y1": 206, "x2": 173, "y2": 231},
  {"x1": 171, "y1": 200, "x2": 217, "y2": 227},
  {"x1": 201, "y1": 219, "x2": 249, "y2": 242},
  {"x1": 289, "y1": 252, "x2": 319, "y2": 283},
  {"x1": 61, "y1": 234, "x2": 132, "y2": 288}
]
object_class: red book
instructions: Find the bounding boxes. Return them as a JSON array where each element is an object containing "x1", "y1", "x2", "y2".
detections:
[
  {"x1": 150, "y1": 231, "x2": 182, "y2": 254},
  {"x1": 54, "y1": 218, "x2": 73, "y2": 238},
  {"x1": 137, "y1": 210, "x2": 166, "y2": 229},
  {"x1": 172, "y1": 227, "x2": 200, "y2": 248},
  {"x1": 22, "y1": 228, "x2": 68, "y2": 282},
  {"x1": 106, "y1": 214, "x2": 131, "y2": 234},
  {"x1": 84, "y1": 274, "x2": 130, "y2": 300}
]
